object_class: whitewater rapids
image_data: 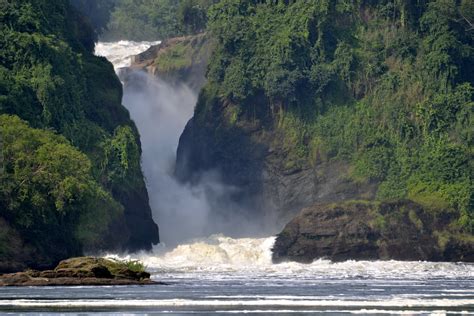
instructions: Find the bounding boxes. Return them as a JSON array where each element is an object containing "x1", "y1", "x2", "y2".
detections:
[
  {"x1": 107, "y1": 235, "x2": 473, "y2": 280},
  {"x1": 95, "y1": 40, "x2": 161, "y2": 69}
]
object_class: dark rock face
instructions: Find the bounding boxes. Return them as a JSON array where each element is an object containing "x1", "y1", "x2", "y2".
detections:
[
  {"x1": 272, "y1": 200, "x2": 474, "y2": 263},
  {"x1": 0, "y1": 219, "x2": 30, "y2": 273},
  {"x1": 175, "y1": 96, "x2": 377, "y2": 230},
  {"x1": 115, "y1": 185, "x2": 160, "y2": 251},
  {"x1": 0, "y1": 257, "x2": 157, "y2": 287},
  {"x1": 175, "y1": 116, "x2": 269, "y2": 217}
]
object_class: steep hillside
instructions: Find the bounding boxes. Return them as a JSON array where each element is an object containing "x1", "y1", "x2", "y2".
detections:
[
  {"x1": 176, "y1": 1, "x2": 473, "y2": 236},
  {"x1": 0, "y1": 0, "x2": 158, "y2": 271}
]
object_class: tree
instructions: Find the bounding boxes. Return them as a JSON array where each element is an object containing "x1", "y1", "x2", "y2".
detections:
[
  {"x1": 70, "y1": 0, "x2": 118, "y2": 35},
  {"x1": 0, "y1": 115, "x2": 122, "y2": 261},
  {"x1": 177, "y1": 0, "x2": 208, "y2": 34}
]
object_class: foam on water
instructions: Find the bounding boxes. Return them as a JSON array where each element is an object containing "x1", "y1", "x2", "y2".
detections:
[
  {"x1": 106, "y1": 234, "x2": 474, "y2": 280},
  {"x1": 1, "y1": 298, "x2": 472, "y2": 308}
]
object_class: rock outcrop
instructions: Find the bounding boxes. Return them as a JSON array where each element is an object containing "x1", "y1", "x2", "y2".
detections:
[
  {"x1": 0, "y1": 257, "x2": 157, "y2": 287},
  {"x1": 127, "y1": 33, "x2": 212, "y2": 92},
  {"x1": 272, "y1": 200, "x2": 474, "y2": 263}
]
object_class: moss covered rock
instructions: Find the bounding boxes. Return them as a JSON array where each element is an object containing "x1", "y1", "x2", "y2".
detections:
[{"x1": 0, "y1": 257, "x2": 156, "y2": 286}]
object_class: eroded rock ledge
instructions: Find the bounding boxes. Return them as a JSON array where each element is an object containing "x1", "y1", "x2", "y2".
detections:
[
  {"x1": 126, "y1": 33, "x2": 213, "y2": 92},
  {"x1": 272, "y1": 200, "x2": 474, "y2": 263},
  {"x1": 0, "y1": 257, "x2": 158, "y2": 287}
]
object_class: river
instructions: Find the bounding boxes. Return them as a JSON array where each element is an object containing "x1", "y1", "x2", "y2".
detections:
[
  {"x1": 0, "y1": 41, "x2": 472, "y2": 315},
  {"x1": 0, "y1": 235, "x2": 473, "y2": 314}
]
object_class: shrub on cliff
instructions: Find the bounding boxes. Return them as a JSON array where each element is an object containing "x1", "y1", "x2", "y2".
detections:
[{"x1": 0, "y1": 115, "x2": 122, "y2": 267}]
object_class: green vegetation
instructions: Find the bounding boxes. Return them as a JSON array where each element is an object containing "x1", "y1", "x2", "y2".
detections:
[
  {"x1": 54, "y1": 256, "x2": 148, "y2": 278},
  {"x1": 104, "y1": 0, "x2": 180, "y2": 40},
  {"x1": 102, "y1": 0, "x2": 218, "y2": 41},
  {"x1": 0, "y1": 0, "x2": 157, "y2": 270},
  {"x1": 154, "y1": 34, "x2": 211, "y2": 73},
  {"x1": 86, "y1": 257, "x2": 146, "y2": 275},
  {"x1": 117, "y1": 259, "x2": 146, "y2": 273},
  {"x1": 0, "y1": 115, "x2": 122, "y2": 258},
  {"x1": 156, "y1": 41, "x2": 196, "y2": 72},
  {"x1": 196, "y1": 0, "x2": 474, "y2": 232}
]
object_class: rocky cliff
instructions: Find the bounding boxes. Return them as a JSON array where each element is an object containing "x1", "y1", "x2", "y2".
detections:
[
  {"x1": 175, "y1": 97, "x2": 378, "y2": 228},
  {"x1": 173, "y1": 1, "x2": 472, "y2": 256}
]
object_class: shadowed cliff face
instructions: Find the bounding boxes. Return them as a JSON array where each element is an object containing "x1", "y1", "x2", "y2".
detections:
[{"x1": 175, "y1": 91, "x2": 378, "y2": 234}]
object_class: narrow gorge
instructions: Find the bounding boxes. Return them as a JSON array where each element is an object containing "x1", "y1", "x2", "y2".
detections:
[{"x1": 0, "y1": 1, "x2": 473, "y2": 314}]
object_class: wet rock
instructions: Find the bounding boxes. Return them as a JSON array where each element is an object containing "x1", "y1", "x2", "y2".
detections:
[
  {"x1": 0, "y1": 257, "x2": 159, "y2": 287},
  {"x1": 272, "y1": 200, "x2": 474, "y2": 263}
]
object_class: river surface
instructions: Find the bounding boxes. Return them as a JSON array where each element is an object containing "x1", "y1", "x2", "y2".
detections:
[
  {"x1": 0, "y1": 235, "x2": 473, "y2": 315},
  {"x1": 1, "y1": 41, "x2": 472, "y2": 315}
]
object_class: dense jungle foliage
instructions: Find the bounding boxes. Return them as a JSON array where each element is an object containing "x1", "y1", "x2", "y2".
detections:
[
  {"x1": 0, "y1": 0, "x2": 156, "y2": 270},
  {"x1": 71, "y1": 0, "x2": 218, "y2": 41},
  {"x1": 195, "y1": 0, "x2": 474, "y2": 231}
]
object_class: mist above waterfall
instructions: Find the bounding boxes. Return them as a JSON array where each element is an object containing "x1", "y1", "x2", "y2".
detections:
[
  {"x1": 120, "y1": 70, "x2": 269, "y2": 245},
  {"x1": 121, "y1": 70, "x2": 201, "y2": 244},
  {"x1": 95, "y1": 42, "x2": 276, "y2": 246}
]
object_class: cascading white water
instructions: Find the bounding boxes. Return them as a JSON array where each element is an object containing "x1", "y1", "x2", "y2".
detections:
[
  {"x1": 96, "y1": 40, "x2": 277, "y2": 246},
  {"x1": 95, "y1": 40, "x2": 161, "y2": 69},
  {"x1": 96, "y1": 41, "x2": 223, "y2": 245},
  {"x1": 106, "y1": 234, "x2": 473, "y2": 280}
]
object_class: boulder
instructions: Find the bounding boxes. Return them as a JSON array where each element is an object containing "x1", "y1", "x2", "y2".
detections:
[
  {"x1": 0, "y1": 257, "x2": 157, "y2": 287},
  {"x1": 272, "y1": 200, "x2": 474, "y2": 263}
]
